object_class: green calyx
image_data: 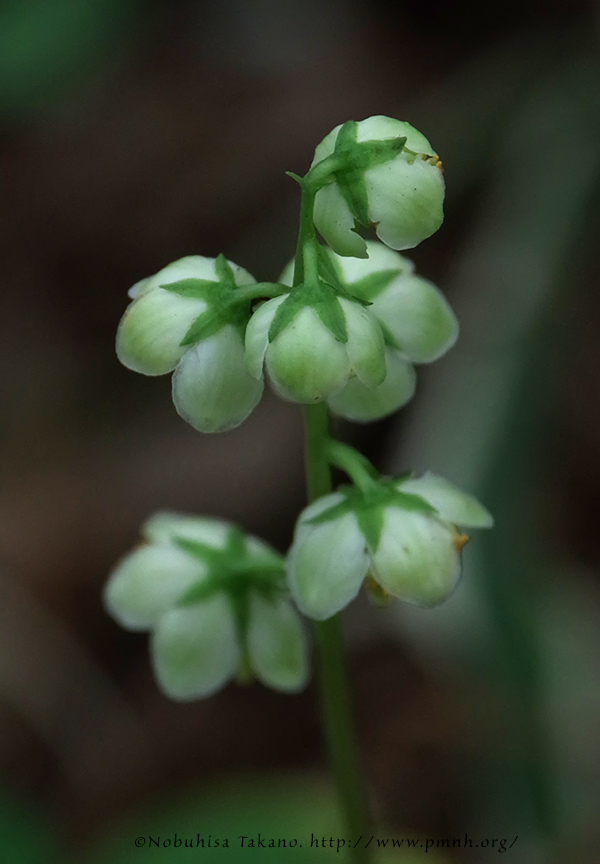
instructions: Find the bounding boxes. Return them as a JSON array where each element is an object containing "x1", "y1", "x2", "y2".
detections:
[
  {"x1": 343, "y1": 268, "x2": 402, "y2": 303},
  {"x1": 306, "y1": 476, "x2": 437, "y2": 552},
  {"x1": 172, "y1": 527, "x2": 286, "y2": 608},
  {"x1": 162, "y1": 254, "x2": 285, "y2": 346},
  {"x1": 268, "y1": 278, "x2": 349, "y2": 344},
  {"x1": 306, "y1": 119, "x2": 409, "y2": 228}
]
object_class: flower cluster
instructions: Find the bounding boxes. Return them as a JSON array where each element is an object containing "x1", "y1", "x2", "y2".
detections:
[
  {"x1": 107, "y1": 114, "x2": 493, "y2": 705},
  {"x1": 115, "y1": 116, "x2": 449, "y2": 432},
  {"x1": 287, "y1": 471, "x2": 493, "y2": 620},
  {"x1": 104, "y1": 513, "x2": 308, "y2": 699}
]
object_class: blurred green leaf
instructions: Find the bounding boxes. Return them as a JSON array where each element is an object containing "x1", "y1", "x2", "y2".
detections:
[
  {"x1": 0, "y1": 787, "x2": 61, "y2": 863},
  {"x1": 0, "y1": 0, "x2": 142, "y2": 118}
]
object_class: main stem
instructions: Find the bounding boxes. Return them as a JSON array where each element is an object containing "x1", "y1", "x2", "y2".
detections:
[
  {"x1": 293, "y1": 171, "x2": 373, "y2": 858},
  {"x1": 303, "y1": 403, "x2": 373, "y2": 861}
]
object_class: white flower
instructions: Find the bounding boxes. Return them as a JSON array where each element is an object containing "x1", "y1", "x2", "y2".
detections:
[
  {"x1": 310, "y1": 116, "x2": 445, "y2": 258},
  {"x1": 244, "y1": 284, "x2": 386, "y2": 403},
  {"x1": 287, "y1": 473, "x2": 493, "y2": 620},
  {"x1": 104, "y1": 513, "x2": 309, "y2": 699},
  {"x1": 278, "y1": 242, "x2": 457, "y2": 421},
  {"x1": 116, "y1": 255, "x2": 263, "y2": 433}
]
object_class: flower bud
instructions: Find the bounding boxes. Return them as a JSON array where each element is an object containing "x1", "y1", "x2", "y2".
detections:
[
  {"x1": 245, "y1": 283, "x2": 386, "y2": 404},
  {"x1": 104, "y1": 513, "x2": 309, "y2": 699},
  {"x1": 311, "y1": 116, "x2": 444, "y2": 258},
  {"x1": 287, "y1": 473, "x2": 492, "y2": 620},
  {"x1": 116, "y1": 255, "x2": 263, "y2": 433}
]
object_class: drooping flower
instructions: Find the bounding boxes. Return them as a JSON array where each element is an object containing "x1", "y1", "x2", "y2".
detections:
[
  {"x1": 244, "y1": 278, "x2": 386, "y2": 403},
  {"x1": 278, "y1": 241, "x2": 458, "y2": 421},
  {"x1": 287, "y1": 472, "x2": 493, "y2": 620},
  {"x1": 116, "y1": 255, "x2": 264, "y2": 433},
  {"x1": 104, "y1": 513, "x2": 309, "y2": 699},
  {"x1": 310, "y1": 116, "x2": 445, "y2": 258}
]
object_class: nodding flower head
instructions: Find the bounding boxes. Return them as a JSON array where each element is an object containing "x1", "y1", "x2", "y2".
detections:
[
  {"x1": 287, "y1": 472, "x2": 493, "y2": 620},
  {"x1": 104, "y1": 513, "x2": 309, "y2": 699},
  {"x1": 277, "y1": 242, "x2": 457, "y2": 422},
  {"x1": 116, "y1": 255, "x2": 263, "y2": 433},
  {"x1": 245, "y1": 279, "x2": 386, "y2": 404},
  {"x1": 310, "y1": 116, "x2": 445, "y2": 258}
]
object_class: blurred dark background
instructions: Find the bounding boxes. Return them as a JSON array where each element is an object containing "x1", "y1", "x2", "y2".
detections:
[{"x1": 1, "y1": 1, "x2": 599, "y2": 862}]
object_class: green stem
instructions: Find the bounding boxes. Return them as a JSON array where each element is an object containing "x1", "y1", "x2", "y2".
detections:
[
  {"x1": 292, "y1": 180, "x2": 318, "y2": 287},
  {"x1": 326, "y1": 440, "x2": 380, "y2": 494},
  {"x1": 303, "y1": 403, "x2": 373, "y2": 862},
  {"x1": 234, "y1": 282, "x2": 289, "y2": 302}
]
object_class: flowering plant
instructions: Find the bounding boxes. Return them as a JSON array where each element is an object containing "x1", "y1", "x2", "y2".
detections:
[{"x1": 107, "y1": 116, "x2": 492, "y2": 862}]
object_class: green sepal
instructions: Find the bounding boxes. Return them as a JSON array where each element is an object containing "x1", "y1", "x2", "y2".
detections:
[
  {"x1": 173, "y1": 536, "x2": 225, "y2": 569},
  {"x1": 333, "y1": 120, "x2": 359, "y2": 157},
  {"x1": 303, "y1": 485, "x2": 386, "y2": 549},
  {"x1": 180, "y1": 300, "x2": 250, "y2": 345},
  {"x1": 389, "y1": 488, "x2": 438, "y2": 514},
  {"x1": 337, "y1": 172, "x2": 369, "y2": 228},
  {"x1": 160, "y1": 277, "x2": 220, "y2": 300},
  {"x1": 176, "y1": 578, "x2": 220, "y2": 607},
  {"x1": 268, "y1": 280, "x2": 348, "y2": 344},
  {"x1": 304, "y1": 479, "x2": 437, "y2": 551},
  {"x1": 316, "y1": 246, "x2": 372, "y2": 306},
  {"x1": 173, "y1": 528, "x2": 285, "y2": 607},
  {"x1": 351, "y1": 136, "x2": 407, "y2": 171},
  {"x1": 354, "y1": 502, "x2": 385, "y2": 551},
  {"x1": 304, "y1": 489, "x2": 355, "y2": 526},
  {"x1": 331, "y1": 121, "x2": 408, "y2": 229},
  {"x1": 214, "y1": 253, "x2": 238, "y2": 289},
  {"x1": 348, "y1": 268, "x2": 402, "y2": 302},
  {"x1": 333, "y1": 121, "x2": 408, "y2": 172},
  {"x1": 162, "y1": 254, "x2": 252, "y2": 347},
  {"x1": 317, "y1": 244, "x2": 346, "y2": 292},
  {"x1": 331, "y1": 121, "x2": 369, "y2": 227}
]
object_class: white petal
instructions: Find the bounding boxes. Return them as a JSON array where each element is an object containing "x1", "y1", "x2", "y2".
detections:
[
  {"x1": 339, "y1": 298, "x2": 386, "y2": 387},
  {"x1": 148, "y1": 255, "x2": 221, "y2": 288},
  {"x1": 172, "y1": 326, "x2": 263, "y2": 433},
  {"x1": 147, "y1": 255, "x2": 255, "y2": 291},
  {"x1": 128, "y1": 277, "x2": 151, "y2": 299},
  {"x1": 310, "y1": 124, "x2": 340, "y2": 167},
  {"x1": 366, "y1": 157, "x2": 445, "y2": 251},
  {"x1": 326, "y1": 241, "x2": 414, "y2": 289},
  {"x1": 142, "y1": 512, "x2": 232, "y2": 548},
  {"x1": 116, "y1": 289, "x2": 207, "y2": 376},
  {"x1": 278, "y1": 259, "x2": 295, "y2": 288},
  {"x1": 266, "y1": 306, "x2": 351, "y2": 403},
  {"x1": 295, "y1": 492, "x2": 347, "y2": 527},
  {"x1": 313, "y1": 182, "x2": 368, "y2": 258},
  {"x1": 244, "y1": 295, "x2": 287, "y2": 379},
  {"x1": 328, "y1": 348, "x2": 415, "y2": 422},
  {"x1": 246, "y1": 593, "x2": 309, "y2": 692},
  {"x1": 356, "y1": 116, "x2": 436, "y2": 155},
  {"x1": 287, "y1": 510, "x2": 368, "y2": 620},
  {"x1": 104, "y1": 545, "x2": 207, "y2": 630},
  {"x1": 151, "y1": 595, "x2": 240, "y2": 700},
  {"x1": 370, "y1": 274, "x2": 458, "y2": 363},
  {"x1": 397, "y1": 473, "x2": 494, "y2": 528},
  {"x1": 370, "y1": 509, "x2": 461, "y2": 607}
]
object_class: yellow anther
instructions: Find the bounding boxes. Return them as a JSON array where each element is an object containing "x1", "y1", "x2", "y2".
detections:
[{"x1": 453, "y1": 533, "x2": 469, "y2": 551}]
